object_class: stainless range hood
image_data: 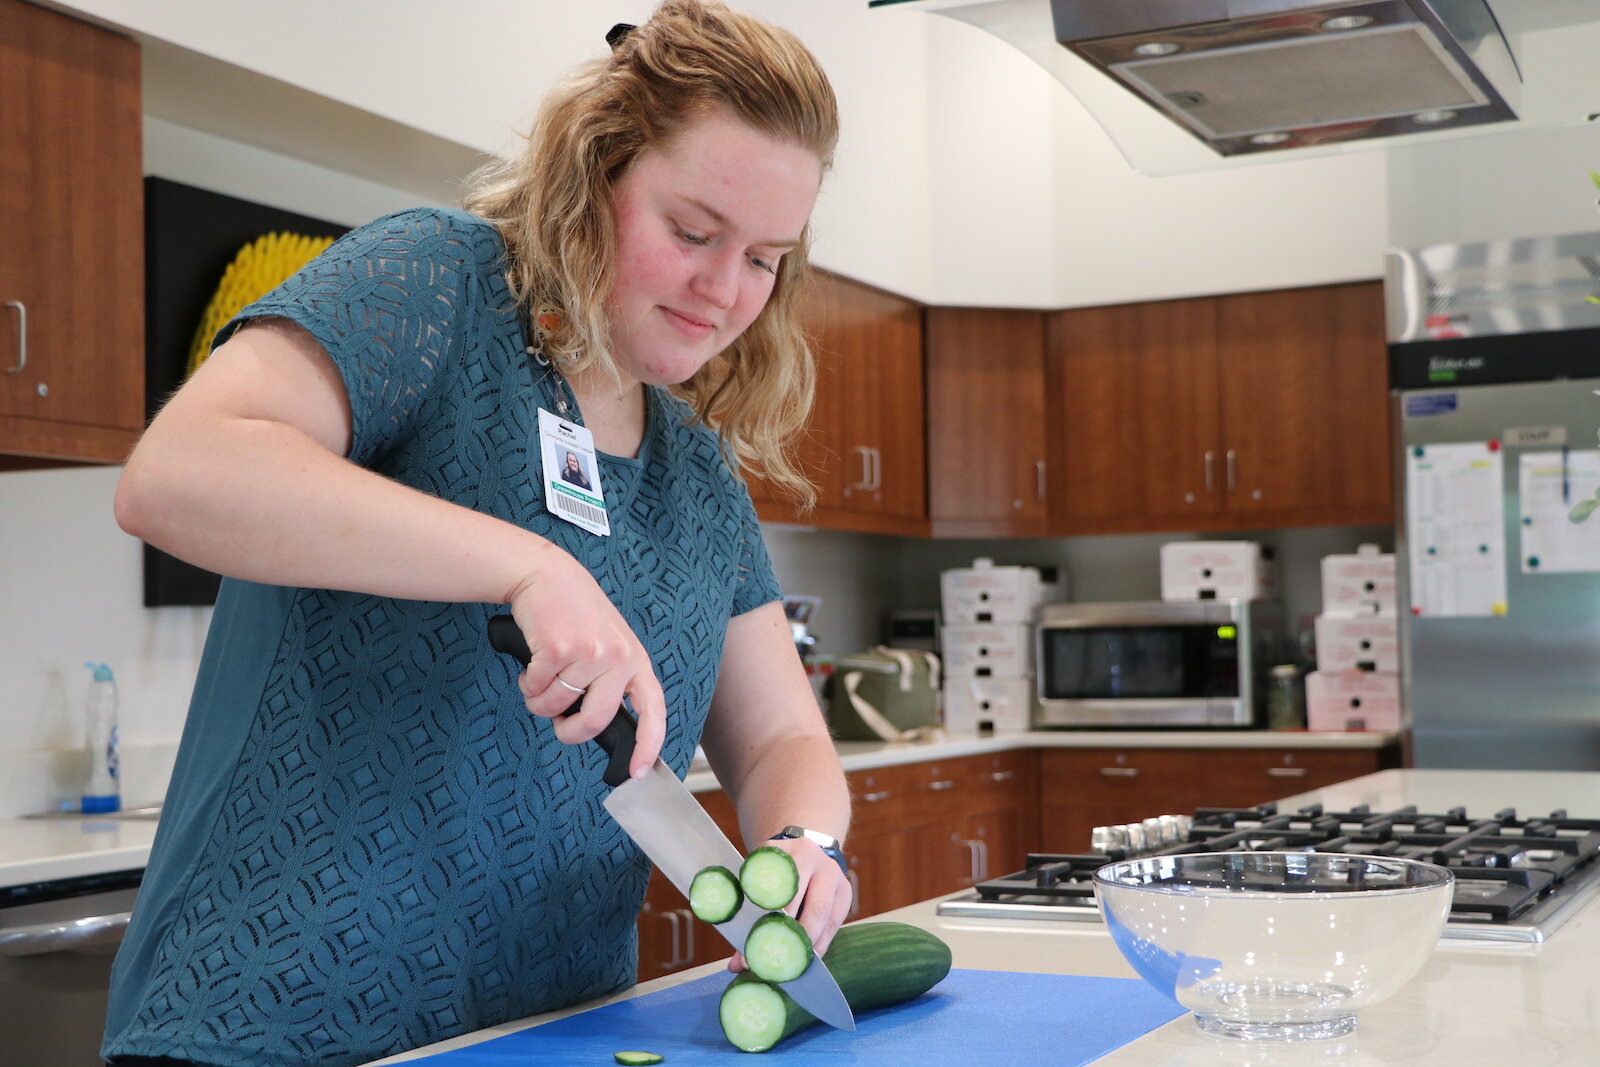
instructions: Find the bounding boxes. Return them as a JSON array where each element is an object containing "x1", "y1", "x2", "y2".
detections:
[
  {"x1": 872, "y1": 0, "x2": 1600, "y2": 174},
  {"x1": 1051, "y1": 0, "x2": 1519, "y2": 157}
]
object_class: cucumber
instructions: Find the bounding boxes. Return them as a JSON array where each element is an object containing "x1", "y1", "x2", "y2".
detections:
[
  {"x1": 739, "y1": 846, "x2": 799, "y2": 910},
  {"x1": 742, "y1": 912, "x2": 813, "y2": 984},
  {"x1": 689, "y1": 865, "x2": 743, "y2": 924},
  {"x1": 718, "y1": 922, "x2": 953, "y2": 1053},
  {"x1": 613, "y1": 1054, "x2": 663, "y2": 1066}
]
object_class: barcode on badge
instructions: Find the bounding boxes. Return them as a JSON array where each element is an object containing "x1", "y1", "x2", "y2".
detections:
[{"x1": 551, "y1": 484, "x2": 610, "y2": 535}]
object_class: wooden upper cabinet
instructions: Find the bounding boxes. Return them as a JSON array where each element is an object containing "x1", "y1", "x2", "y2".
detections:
[
  {"x1": 0, "y1": 0, "x2": 143, "y2": 464},
  {"x1": 1046, "y1": 282, "x2": 1392, "y2": 535},
  {"x1": 753, "y1": 271, "x2": 928, "y2": 535},
  {"x1": 1213, "y1": 282, "x2": 1392, "y2": 525},
  {"x1": 925, "y1": 308, "x2": 1049, "y2": 538},
  {"x1": 1047, "y1": 296, "x2": 1224, "y2": 531}
]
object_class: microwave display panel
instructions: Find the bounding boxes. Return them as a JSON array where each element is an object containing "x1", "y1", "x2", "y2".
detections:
[{"x1": 1041, "y1": 624, "x2": 1240, "y2": 700}]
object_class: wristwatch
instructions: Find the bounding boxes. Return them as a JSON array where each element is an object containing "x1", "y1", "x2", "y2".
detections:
[{"x1": 771, "y1": 825, "x2": 848, "y2": 875}]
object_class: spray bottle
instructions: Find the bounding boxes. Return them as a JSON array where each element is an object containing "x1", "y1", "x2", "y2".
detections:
[{"x1": 82, "y1": 662, "x2": 121, "y2": 814}]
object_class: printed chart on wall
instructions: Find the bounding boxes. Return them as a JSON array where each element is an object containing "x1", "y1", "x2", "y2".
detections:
[
  {"x1": 1406, "y1": 441, "x2": 1508, "y2": 616},
  {"x1": 1519, "y1": 450, "x2": 1600, "y2": 573}
]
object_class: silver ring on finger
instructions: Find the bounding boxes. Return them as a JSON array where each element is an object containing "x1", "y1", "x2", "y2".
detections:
[{"x1": 555, "y1": 676, "x2": 587, "y2": 696}]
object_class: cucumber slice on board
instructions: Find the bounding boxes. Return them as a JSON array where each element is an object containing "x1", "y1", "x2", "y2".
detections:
[
  {"x1": 613, "y1": 1053, "x2": 664, "y2": 1066},
  {"x1": 739, "y1": 846, "x2": 799, "y2": 911},
  {"x1": 741, "y1": 912, "x2": 813, "y2": 984},
  {"x1": 719, "y1": 922, "x2": 954, "y2": 1052},
  {"x1": 688, "y1": 865, "x2": 743, "y2": 924}
]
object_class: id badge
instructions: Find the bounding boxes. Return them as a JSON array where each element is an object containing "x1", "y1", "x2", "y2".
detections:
[{"x1": 538, "y1": 408, "x2": 610, "y2": 536}]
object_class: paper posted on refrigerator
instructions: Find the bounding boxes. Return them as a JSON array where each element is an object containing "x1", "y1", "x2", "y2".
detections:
[
  {"x1": 1406, "y1": 441, "x2": 1507, "y2": 616},
  {"x1": 1519, "y1": 450, "x2": 1600, "y2": 574}
]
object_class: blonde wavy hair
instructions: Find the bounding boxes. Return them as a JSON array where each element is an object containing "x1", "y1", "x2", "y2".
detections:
[{"x1": 463, "y1": 0, "x2": 838, "y2": 507}]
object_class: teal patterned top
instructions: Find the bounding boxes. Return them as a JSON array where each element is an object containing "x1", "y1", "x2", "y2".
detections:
[{"x1": 104, "y1": 207, "x2": 781, "y2": 1067}]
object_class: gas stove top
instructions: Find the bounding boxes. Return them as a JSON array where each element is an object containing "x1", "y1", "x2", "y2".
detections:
[{"x1": 938, "y1": 801, "x2": 1600, "y2": 943}]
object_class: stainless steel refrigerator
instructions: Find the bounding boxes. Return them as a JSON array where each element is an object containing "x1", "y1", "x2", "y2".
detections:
[{"x1": 1387, "y1": 231, "x2": 1600, "y2": 770}]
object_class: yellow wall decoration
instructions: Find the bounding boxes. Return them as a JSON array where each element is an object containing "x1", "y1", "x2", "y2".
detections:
[{"x1": 185, "y1": 232, "x2": 337, "y2": 378}]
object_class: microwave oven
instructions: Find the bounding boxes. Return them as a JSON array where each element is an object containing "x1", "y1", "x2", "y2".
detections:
[{"x1": 1034, "y1": 599, "x2": 1280, "y2": 728}]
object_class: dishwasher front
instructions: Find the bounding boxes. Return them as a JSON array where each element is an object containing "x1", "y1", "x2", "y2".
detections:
[{"x1": 0, "y1": 869, "x2": 142, "y2": 1066}]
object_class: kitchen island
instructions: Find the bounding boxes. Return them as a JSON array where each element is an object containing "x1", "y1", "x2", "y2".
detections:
[{"x1": 367, "y1": 769, "x2": 1600, "y2": 1065}]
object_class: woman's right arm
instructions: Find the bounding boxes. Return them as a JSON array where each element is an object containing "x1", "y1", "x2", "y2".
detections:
[{"x1": 115, "y1": 318, "x2": 665, "y2": 773}]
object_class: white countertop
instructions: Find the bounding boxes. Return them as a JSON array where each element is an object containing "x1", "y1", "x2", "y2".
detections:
[
  {"x1": 0, "y1": 729, "x2": 1397, "y2": 888},
  {"x1": 0, "y1": 815, "x2": 159, "y2": 887},
  {"x1": 368, "y1": 769, "x2": 1600, "y2": 1065}
]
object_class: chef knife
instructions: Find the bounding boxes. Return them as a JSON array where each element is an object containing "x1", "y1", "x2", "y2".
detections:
[{"x1": 487, "y1": 615, "x2": 856, "y2": 1032}]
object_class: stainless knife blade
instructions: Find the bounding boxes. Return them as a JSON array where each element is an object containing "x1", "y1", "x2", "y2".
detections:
[
  {"x1": 605, "y1": 764, "x2": 855, "y2": 1030},
  {"x1": 487, "y1": 615, "x2": 856, "y2": 1031}
]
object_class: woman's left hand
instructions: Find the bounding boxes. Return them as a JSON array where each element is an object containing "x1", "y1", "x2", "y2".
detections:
[{"x1": 727, "y1": 836, "x2": 853, "y2": 972}]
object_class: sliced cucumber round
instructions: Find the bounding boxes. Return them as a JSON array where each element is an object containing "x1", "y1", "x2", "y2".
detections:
[
  {"x1": 613, "y1": 1053, "x2": 664, "y2": 1066},
  {"x1": 689, "y1": 865, "x2": 743, "y2": 924},
  {"x1": 739, "y1": 845, "x2": 799, "y2": 911},
  {"x1": 742, "y1": 911, "x2": 813, "y2": 984}
]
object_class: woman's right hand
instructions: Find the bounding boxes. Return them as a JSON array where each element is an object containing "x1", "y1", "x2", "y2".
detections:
[{"x1": 504, "y1": 545, "x2": 666, "y2": 778}]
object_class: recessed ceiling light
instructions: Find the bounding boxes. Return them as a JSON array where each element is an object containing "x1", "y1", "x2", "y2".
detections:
[
  {"x1": 1321, "y1": 14, "x2": 1376, "y2": 31},
  {"x1": 1413, "y1": 109, "x2": 1458, "y2": 125},
  {"x1": 1249, "y1": 132, "x2": 1292, "y2": 145},
  {"x1": 1133, "y1": 41, "x2": 1181, "y2": 58}
]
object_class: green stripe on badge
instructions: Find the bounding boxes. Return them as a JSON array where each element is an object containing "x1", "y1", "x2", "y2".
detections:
[{"x1": 553, "y1": 482, "x2": 603, "y2": 508}]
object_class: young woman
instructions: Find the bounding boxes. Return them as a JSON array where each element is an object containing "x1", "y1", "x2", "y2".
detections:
[{"x1": 104, "y1": 4, "x2": 848, "y2": 1064}]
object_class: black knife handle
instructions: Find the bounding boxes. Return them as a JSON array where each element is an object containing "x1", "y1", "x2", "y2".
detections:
[{"x1": 487, "y1": 614, "x2": 637, "y2": 788}]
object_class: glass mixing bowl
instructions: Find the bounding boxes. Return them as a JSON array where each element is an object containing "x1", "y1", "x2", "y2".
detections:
[{"x1": 1093, "y1": 851, "x2": 1453, "y2": 1041}]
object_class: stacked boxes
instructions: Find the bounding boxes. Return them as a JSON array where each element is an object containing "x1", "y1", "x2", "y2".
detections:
[
  {"x1": 1306, "y1": 545, "x2": 1401, "y2": 732},
  {"x1": 939, "y1": 559, "x2": 1063, "y2": 733},
  {"x1": 1160, "y1": 541, "x2": 1276, "y2": 601}
]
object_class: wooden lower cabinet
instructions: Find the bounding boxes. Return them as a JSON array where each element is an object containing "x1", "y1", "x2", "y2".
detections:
[
  {"x1": 1036, "y1": 744, "x2": 1401, "y2": 855},
  {"x1": 636, "y1": 742, "x2": 1395, "y2": 980}
]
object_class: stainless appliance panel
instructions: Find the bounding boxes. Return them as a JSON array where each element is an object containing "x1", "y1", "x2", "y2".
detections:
[
  {"x1": 1, "y1": 880, "x2": 138, "y2": 1067},
  {"x1": 1397, "y1": 376, "x2": 1600, "y2": 769}
]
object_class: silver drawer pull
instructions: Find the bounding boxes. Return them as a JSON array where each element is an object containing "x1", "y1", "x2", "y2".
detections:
[
  {"x1": 0, "y1": 911, "x2": 130, "y2": 957},
  {"x1": 928, "y1": 780, "x2": 955, "y2": 791},
  {"x1": 1268, "y1": 766, "x2": 1308, "y2": 777},
  {"x1": 4, "y1": 300, "x2": 24, "y2": 375},
  {"x1": 1100, "y1": 767, "x2": 1139, "y2": 777},
  {"x1": 861, "y1": 790, "x2": 891, "y2": 802},
  {"x1": 990, "y1": 770, "x2": 1014, "y2": 782}
]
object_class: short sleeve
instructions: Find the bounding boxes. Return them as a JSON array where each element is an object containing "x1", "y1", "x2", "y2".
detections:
[
  {"x1": 730, "y1": 484, "x2": 782, "y2": 616},
  {"x1": 215, "y1": 207, "x2": 497, "y2": 467}
]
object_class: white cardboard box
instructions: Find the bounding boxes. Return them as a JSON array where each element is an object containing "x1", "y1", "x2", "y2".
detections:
[
  {"x1": 940, "y1": 623, "x2": 1033, "y2": 675},
  {"x1": 943, "y1": 673, "x2": 1033, "y2": 733},
  {"x1": 1314, "y1": 613, "x2": 1400, "y2": 673},
  {"x1": 1306, "y1": 670, "x2": 1401, "y2": 732},
  {"x1": 940, "y1": 558, "x2": 1065, "y2": 625},
  {"x1": 1160, "y1": 541, "x2": 1275, "y2": 601},
  {"x1": 1321, "y1": 544, "x2": 1397, "y2": 615}
]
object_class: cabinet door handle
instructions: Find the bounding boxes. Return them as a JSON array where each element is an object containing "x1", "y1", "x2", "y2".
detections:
[
  {"x1": 869, "y1": 447, "x2": 883, "y2": 491},
  {"x1": 662, "y1": 909, "x2": 683, "y2": 970},
  {"x1": 861, "y1": 790, "x2": 891, "y2": 803},
  {"x1": 1203, "y1": 451, "x2": 1215, "y2": 494},
  {"x1": 990, "y1": 770, "x2": 1014, "y2": 782},
  {"x1": 851, "y1": 446, "x2": 872, "y2": 490},
  {"x1": 963, "y1": 839, "x2": 983, "y2": 882},
  {"x1": 1100, "y1": 766, "x2": 1139, "y2": 777},
  {"x1": 1226, "y1": 449, "x2": 1237, "y2": 492},
  {"x1": 928, "y1": 779, "x2": 955, "y2": 791},
  {"x1": 1268, "y1": 766, "x2": 1308, "y2": 777},
  {"x1": 4, "y1": 301, "x2": 24, "y2": 375},
  {"x1": 975, "y1": 838, "x2": 989, "y2": 881},
  {"x1": 1035, "y1": 460, "x2": 1047, "y2": 500},
  {"x1": 676, "y1": 908, "x2": 696, "y2": 965}
]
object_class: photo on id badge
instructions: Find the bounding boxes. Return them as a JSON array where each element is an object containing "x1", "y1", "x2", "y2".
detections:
[{"x1": 538, "y1": 407, "x2": 609, "y2": 536}]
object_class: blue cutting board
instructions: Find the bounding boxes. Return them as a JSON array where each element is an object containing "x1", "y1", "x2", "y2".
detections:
[{"x1": 409, "y1": 968, "x2": 1189, "y2": 1065}]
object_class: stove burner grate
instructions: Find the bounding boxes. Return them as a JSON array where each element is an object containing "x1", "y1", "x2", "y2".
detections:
[{"x1": 970, "y1": 803, "x2": 1600, "y2": 926}]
